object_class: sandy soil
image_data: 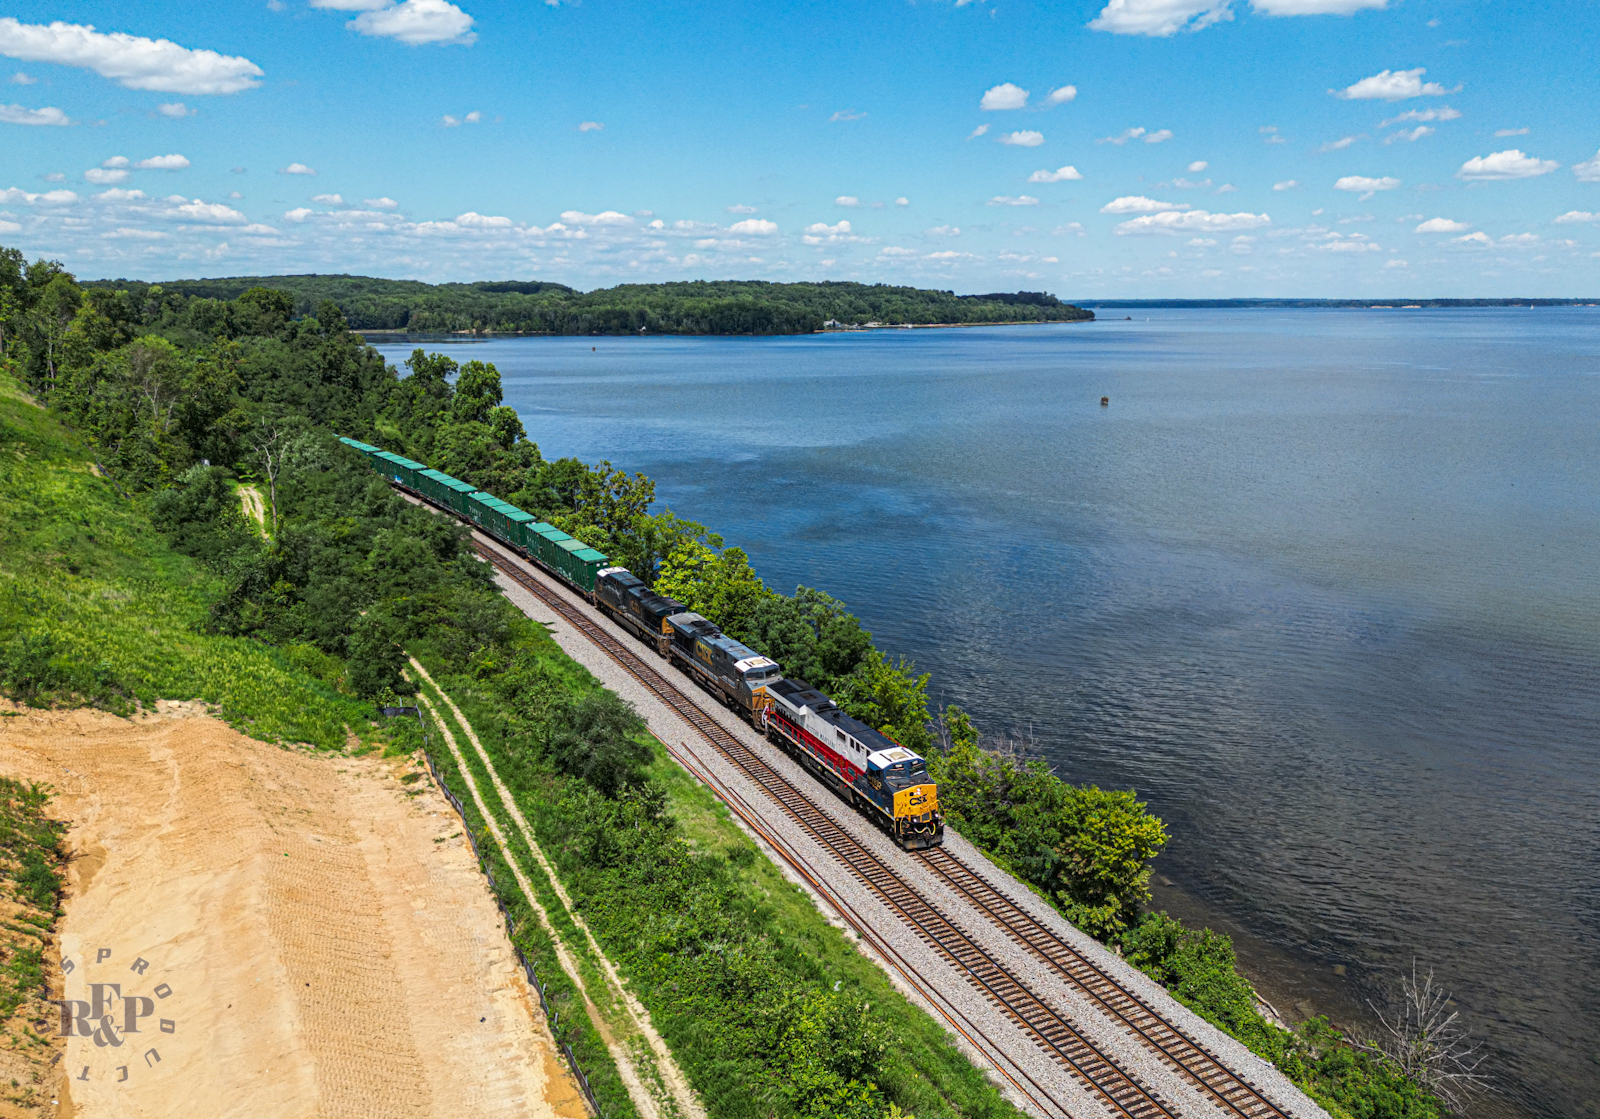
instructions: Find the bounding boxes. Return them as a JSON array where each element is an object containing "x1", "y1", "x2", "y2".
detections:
[{"x1": 0, "y1": 700, "x2": 590, "y2": 1119}]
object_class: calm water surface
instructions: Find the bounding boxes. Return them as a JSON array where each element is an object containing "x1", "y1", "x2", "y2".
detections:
[{"x1": 377, "y1": 310, "x2": 1600, "y2": 1119}]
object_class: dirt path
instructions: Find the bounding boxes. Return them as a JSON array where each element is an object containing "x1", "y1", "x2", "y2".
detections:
[
  {"x1": 409, "y1": 659, "x2": 705, "y2": 1119},
  {"x1": 0, "y1": 700, "x2": 589, "y2": 1119},
  {"x1": 236, "y1": 484, "x2": 266, "y2": 532}
]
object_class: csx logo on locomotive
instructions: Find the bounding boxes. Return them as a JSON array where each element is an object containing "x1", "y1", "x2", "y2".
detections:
[{"x1": 341, "y1": 438, "x2": 945, "y2": 851}]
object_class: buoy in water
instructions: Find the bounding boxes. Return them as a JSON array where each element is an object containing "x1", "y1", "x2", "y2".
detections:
[{"x1": 1100, "y1": 396, "x2": 1109, "y2": 406}]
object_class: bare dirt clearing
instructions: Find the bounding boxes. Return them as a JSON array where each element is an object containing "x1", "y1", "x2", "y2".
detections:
[{"x1": 0, "y1": 700, "x2": 588, "y2": 1119}]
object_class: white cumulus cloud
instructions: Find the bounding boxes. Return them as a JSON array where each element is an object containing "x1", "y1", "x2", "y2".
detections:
[
  {"x1": 284, "y1": 207, "x2": 313, "y2": 222},
  {"x1": 1254, "y1": 0, "x2": 1385, "y2": 12},
  {"x1": 164, "y1": 197, "x2": 247, "y2": 224},
  {"x1": 9, "y1": 70, "x2": 34, "y2": 84},
  {"x1": 559, "y1": 210, "x2": 632, "y2": 226},
  {"x1": 1380, "y1": 106, "x2": 1461, "y2": 126},
  {"x1": 365, "y1": 196, "x2": 398, "y2": 209},
  {"x1": 1272, "y1": 180, "x2": 1299, "y2": 191},
  {"x1": 967, "y1": 124, "x2": 990, "y2": 140},
  {"x1": 1334, "y1": 175, "x2": 1401, "y2": 198},
  {"x1": 1028, "y1": 165, "x2": 1082, "y2": 182},
  {"x1": 0, "y1": 186, "x2": 77, "y2": 204},
  {"x1": 1101, "y1": 195, "x2": 1189, "y2": 214},
  {"x1": 1453, "y1": 231, "x2": 1491, "y2": 244},
  {"x1": 1333, "y1": 68, "x2": 1456, "y2": 101},
  {"x1": 156, "y1": 101, "x2": 193, "y2": 117},
  {"x1": 1571, "y1": 149, "x2": 1600, "y2": 182},
  {"x1": 1385, "y1": 126, "x2": 1433, "y2": 144},
  {"x1": 987, "y1": 195, "x2": 1040, "y2": 206},
  {"x1": 1188, "y1": 160, "x2": 1208, "y2": 172},
  {"x1": 1089, "y1": 0, "x2": 1233, "y2": 37},
  {"x1": 925, "y1": 225, "x2": 960, "y2": 236},
  {"x1": 135, "y1": 153, "x2": 189, "y2": 169},
  {"x1": 455, "y1": 211, "x2": 511, "y2": 227},
  {"x1": 1456, "y1": 149, "x2": 1558, "y2": 181},
  {"x1": 1047, "y1": 85, "x2": 1077, "y2": 104},
  {"x1": 0, "y1": 102, "x2": 69, "y2": 125},
  {"x1": 1317, "y1": 135, "x2": 1361, "y2": 152},
  {"x1": 0, "y1": 18, "x2": 264, "y2": 94},
  {"x1": 730, "y1": 218, "x2": 779, "y2": 235},
  {"x1": 835, "y1": 195, "x2": 860, "y2": 207},
  {"x1": 1144, "y1": 129, "x2": 1173, "y2": 143},
  {"x1": 312, "y1": 193, "x2": 345, "y2": 205},
  {"x1": 84, "y1": 167, "x2": 129, "y2": 184},
  {"x1": 1552, "y1": 211, "x2": 1597, "y2": 224},
  {"x1": 980, "y1": 82, "x2": 1028, "y2": 111},
  {"x1": 1115, "y1": 209, "x2": 1271, "y2": 234},
  {"x1": 349, "y1": 0, "x2": 476, "y2": 45},
  {"x1": 1414, "y1": 217, "x2": 1469, "y2": 232},
  {"x1": 998, "y1": 130, "x2": 1044, "y2": 147},
  {"x1": 1493, "y1": 127, "x2": 1528, "y2": 137},
  {"x1": 279, "y1": 163, "x2": 316, "y2": 176},
  {"x1": 725, "y1": 204, "x2": 756, "y2": 214},
  {"x1": 1100, "y1": 127, "x2": 1145, "y2": 145},
  {"x1": 577, "y1": 120, "x2": 604, "y2": 131}
]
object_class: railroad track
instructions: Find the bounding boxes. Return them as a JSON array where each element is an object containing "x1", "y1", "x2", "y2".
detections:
[
  {"x1": 918, "y1": 848, "x2": 1288, "y2": 1119},
  {"x1": 472, "y1": 538, "x2": 1181, "y2": 1119}
]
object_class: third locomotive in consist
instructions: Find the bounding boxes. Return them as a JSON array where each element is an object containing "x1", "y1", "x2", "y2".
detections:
[{"x1": 342, "y1": 436, "x2": 944, "y2": 849}]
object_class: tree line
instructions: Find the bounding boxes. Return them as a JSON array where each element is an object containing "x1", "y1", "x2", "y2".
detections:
[{"x1": 80, "y1": 274, "x2": 1094, "y2": 334}]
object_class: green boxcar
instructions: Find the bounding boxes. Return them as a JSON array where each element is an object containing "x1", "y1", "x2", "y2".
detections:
[
  {"x1": 569, "y1": 545, "x2": 608, "y2": 593},
  {"x1": 339, "y1": 436, "x2": 380, "y2": 458},
  {"x1": 464, "y1": 490, "x2": 497, "y2": 534},
  {"x1": 533, "y1": 525, "x2": 572, "y2": 571},
  {"x1": 373, "y1": 451, "x2": 412, "y2": 488},
  {"x1": 551, "y1": 537, "x2": 609, "y2": 591},
  {"x1": 435, "y1": 474, "x2": 477, "y2": 516},
  {"x1": 503, "y1": 506, "x2": 536, "y2": 552}
]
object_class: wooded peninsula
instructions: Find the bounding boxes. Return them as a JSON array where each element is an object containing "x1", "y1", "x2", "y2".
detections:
[{"x1": 80, "y1": 275, "x2": 1094, "y2": 335}]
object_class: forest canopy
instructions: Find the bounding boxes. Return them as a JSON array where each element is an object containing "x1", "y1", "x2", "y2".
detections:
[{"x1": 80, "y1": 275, "x2": 1094, "y2": 335}]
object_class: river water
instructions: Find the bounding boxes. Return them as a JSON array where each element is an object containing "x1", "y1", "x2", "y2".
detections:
[{"x1": 374, "y1": 310, "x2": 1600, "y2": 1119}]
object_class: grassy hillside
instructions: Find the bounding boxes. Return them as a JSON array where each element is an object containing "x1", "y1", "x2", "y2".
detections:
[
  {"x1": 81, "y1": 275, "x2": 1094, "y2": 334},
  {"x1": 0, "y1": 372, "x2": 381, "y2": 748}
]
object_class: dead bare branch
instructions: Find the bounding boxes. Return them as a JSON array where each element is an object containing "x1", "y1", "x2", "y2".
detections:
[{"x1": 1353, "y1": 959, "x2": 1493, "y2": 1112}]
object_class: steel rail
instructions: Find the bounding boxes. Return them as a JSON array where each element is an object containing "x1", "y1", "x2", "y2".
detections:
[
  {"x1": 918, "y1": 848, "x2": 1288, "y2": 1119},
  {"x1": 469, "y1": 535, "x2": 1178, "y2": 1119},
  {"x1": 651, "y1": 733, "x2": 1068, "y2": 1119}
]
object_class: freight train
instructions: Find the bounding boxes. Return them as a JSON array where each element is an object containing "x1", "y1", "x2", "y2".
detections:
[{"x1": 341, "y1": 436, "x2": 944, "y2": 850}]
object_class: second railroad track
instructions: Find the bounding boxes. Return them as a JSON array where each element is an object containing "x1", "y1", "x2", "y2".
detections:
[{"x1": 464, "y1": 532, "x2": 1299, "y2": 1119}]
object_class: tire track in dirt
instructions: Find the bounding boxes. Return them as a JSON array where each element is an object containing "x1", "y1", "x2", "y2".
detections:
[
  {"x1": 408, "y1": 658, "x2": 706, "y2": 1119},
  {"x1": 410, "y1": 677, "x2": 670, "y2": 1119}
]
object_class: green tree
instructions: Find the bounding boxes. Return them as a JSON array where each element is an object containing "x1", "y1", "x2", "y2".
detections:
[
  {"x1": 31, "y1": 272, "x2": 82, "y2": 394},
  {"x1": 1052, "y1": 785, "x2": 1168, "y2": 939},
  {"x1": 549, "y1": 690, "x2": 653, "y2": 796}
]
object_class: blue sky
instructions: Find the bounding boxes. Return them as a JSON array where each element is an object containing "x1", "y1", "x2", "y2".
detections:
[{"x1": 2, "y1": 0, "x2": 1598, "y2": 296}]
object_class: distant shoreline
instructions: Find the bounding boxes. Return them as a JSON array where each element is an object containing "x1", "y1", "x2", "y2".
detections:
[
  {"x1": 353, "y1": 318, "x2": 1094, "y2": 339},
  {"x1": 1071, "y1": 297, "x2": 1599, "y2": 309}
]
